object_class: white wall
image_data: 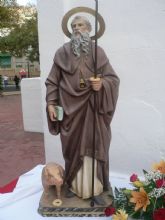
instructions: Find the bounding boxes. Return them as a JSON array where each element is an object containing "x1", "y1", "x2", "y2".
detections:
[
  {"x1": 37, "y1": 0, "x2": 65, "y2": 165},
  {"x1": 21, "y1": 78, "x2": 43, "y2": 133},
  {"x1": 37, "y1": 0, "x2": 165, "y2": 176}
]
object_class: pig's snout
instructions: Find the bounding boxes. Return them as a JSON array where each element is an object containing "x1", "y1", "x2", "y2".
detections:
[{"x1": 55, "y1": 178, "x2": 63, "y2": 185}]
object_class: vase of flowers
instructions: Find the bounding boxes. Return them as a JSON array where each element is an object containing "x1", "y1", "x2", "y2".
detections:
[{"x1": 105, "y1": 160, "x2": 165, "y2": 220}]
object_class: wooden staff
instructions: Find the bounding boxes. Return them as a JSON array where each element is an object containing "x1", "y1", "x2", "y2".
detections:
[{"x1": 90, "y1": 0, "x2": 98, "y2": 207}]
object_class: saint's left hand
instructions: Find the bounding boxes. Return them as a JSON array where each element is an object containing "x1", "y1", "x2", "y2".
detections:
[{"x1": 89, "y1": 77, "x2": 103, "y2": 91}]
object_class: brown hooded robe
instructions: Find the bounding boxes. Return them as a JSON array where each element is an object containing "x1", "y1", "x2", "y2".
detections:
[{"x1": 45, "y1": 41, "x2": 119, "y2": 190}]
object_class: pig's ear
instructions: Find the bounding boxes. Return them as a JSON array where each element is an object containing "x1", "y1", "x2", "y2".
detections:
[{"x1": 44, "y1": 167, "x2": 49, "y2": 177}]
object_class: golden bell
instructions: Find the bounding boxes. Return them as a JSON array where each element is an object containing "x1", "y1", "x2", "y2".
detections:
[{"x1": 80, "y1": 78, "x2": 86, "y2": 88}]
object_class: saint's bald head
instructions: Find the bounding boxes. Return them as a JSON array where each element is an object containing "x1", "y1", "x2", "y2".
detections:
[{"x1": 71, "y1": 16, "x2": 92, "y2": 36}]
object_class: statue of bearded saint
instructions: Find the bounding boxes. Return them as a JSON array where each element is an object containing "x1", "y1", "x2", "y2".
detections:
[{"x1": 46, "y1": 15, "x2": 120, "y2": 206}]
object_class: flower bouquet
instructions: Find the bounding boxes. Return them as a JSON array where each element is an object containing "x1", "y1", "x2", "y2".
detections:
[{"x1": 105, "y1": 160, "x2": 165, "y2": 220}]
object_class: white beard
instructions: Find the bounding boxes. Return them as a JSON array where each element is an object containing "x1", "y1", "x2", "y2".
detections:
[{"x1": 71, "y1": 31, "x2": 91, "y2": 57}]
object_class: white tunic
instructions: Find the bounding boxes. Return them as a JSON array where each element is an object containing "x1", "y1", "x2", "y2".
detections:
[{"x1": 71, "y1": 156, "x2": 103, "y2": 199}]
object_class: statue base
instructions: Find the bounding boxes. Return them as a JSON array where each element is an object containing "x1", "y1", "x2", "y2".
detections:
[{"x1": 38, "y1": 185, "x2": 113, "y2": 217}]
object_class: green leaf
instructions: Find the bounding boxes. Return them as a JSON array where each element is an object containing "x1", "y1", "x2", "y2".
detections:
[{"x1": 143, "y1": 169, "x2": 148, "y2": 175}]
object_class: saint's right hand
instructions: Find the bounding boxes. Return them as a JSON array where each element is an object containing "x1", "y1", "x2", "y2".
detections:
[{"x1": 48, "y1": 105, "x2": 57, "y2": 121}]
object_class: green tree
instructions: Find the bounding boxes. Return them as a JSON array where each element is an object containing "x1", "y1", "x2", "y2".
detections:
[
  {"x1": 0, "y1": 5, "x2": 39, "y2": 62},
  {"x1": 0, "y1": 0, "x2": 17, "y2": 6},
  {"x1": 0, "y1": 0, "x2": 19, "y2": 29}
]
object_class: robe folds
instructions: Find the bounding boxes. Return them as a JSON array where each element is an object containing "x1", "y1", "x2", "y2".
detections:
[{"x1": 45, "y1": 41, "x2": 120, "y2": 190}]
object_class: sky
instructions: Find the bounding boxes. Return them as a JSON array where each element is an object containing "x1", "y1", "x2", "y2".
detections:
[{"x1": 17, "y1": 0, "x2": 37, "y2": 5}]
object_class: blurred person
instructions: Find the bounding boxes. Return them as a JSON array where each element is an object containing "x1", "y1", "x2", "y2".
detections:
[
  {"x1": 13, "y1": 75, "x2": 20, "y2": 89},
  {"x1": 3, "y1": 75, "x2": 8, "y2": 88}
]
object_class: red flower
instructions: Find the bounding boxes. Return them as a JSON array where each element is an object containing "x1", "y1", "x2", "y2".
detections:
[
  {"x1": 153, "y1": 208, "x2": 165, "y2": 220},
  {"x1": 104, "y1": 207, "x2": 116, "y2": 216},
  {"x1": 130, "y1": 174, "x2": 138, "y2": 182},
  {"x1": 156, "y1": 179, "x2": 165, "y2": 188}
]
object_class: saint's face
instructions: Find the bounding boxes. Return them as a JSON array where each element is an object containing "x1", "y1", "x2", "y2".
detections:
[{"x1": 71, "y1": 18, "x2": 89, "y2": 36}]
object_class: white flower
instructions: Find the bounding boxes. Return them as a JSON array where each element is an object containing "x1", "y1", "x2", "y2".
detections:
[
  {"x1": 144, "y1": 171, "x2": 163, "y2": 184},
  {"x1": 148, "y1": 187, "x2": 165, "y2": 198}
]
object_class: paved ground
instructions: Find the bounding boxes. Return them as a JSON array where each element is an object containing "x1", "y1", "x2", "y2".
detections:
[{"x1": 0, "y1": 94, "x2": 45, "y2": 186}]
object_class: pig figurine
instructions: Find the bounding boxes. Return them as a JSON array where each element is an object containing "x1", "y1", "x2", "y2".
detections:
[{"x1": 42, "y1": 162, "x2": 64, "y2": 199}]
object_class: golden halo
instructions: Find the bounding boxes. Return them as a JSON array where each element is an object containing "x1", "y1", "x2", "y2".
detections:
[{"x1": 61, "y1": 7, "x2": 105, "y2": 40}]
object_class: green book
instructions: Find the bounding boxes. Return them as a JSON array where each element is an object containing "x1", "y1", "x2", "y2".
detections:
[{"x1": 55, "y1": 106, "x2": 63, "y2": 121}]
